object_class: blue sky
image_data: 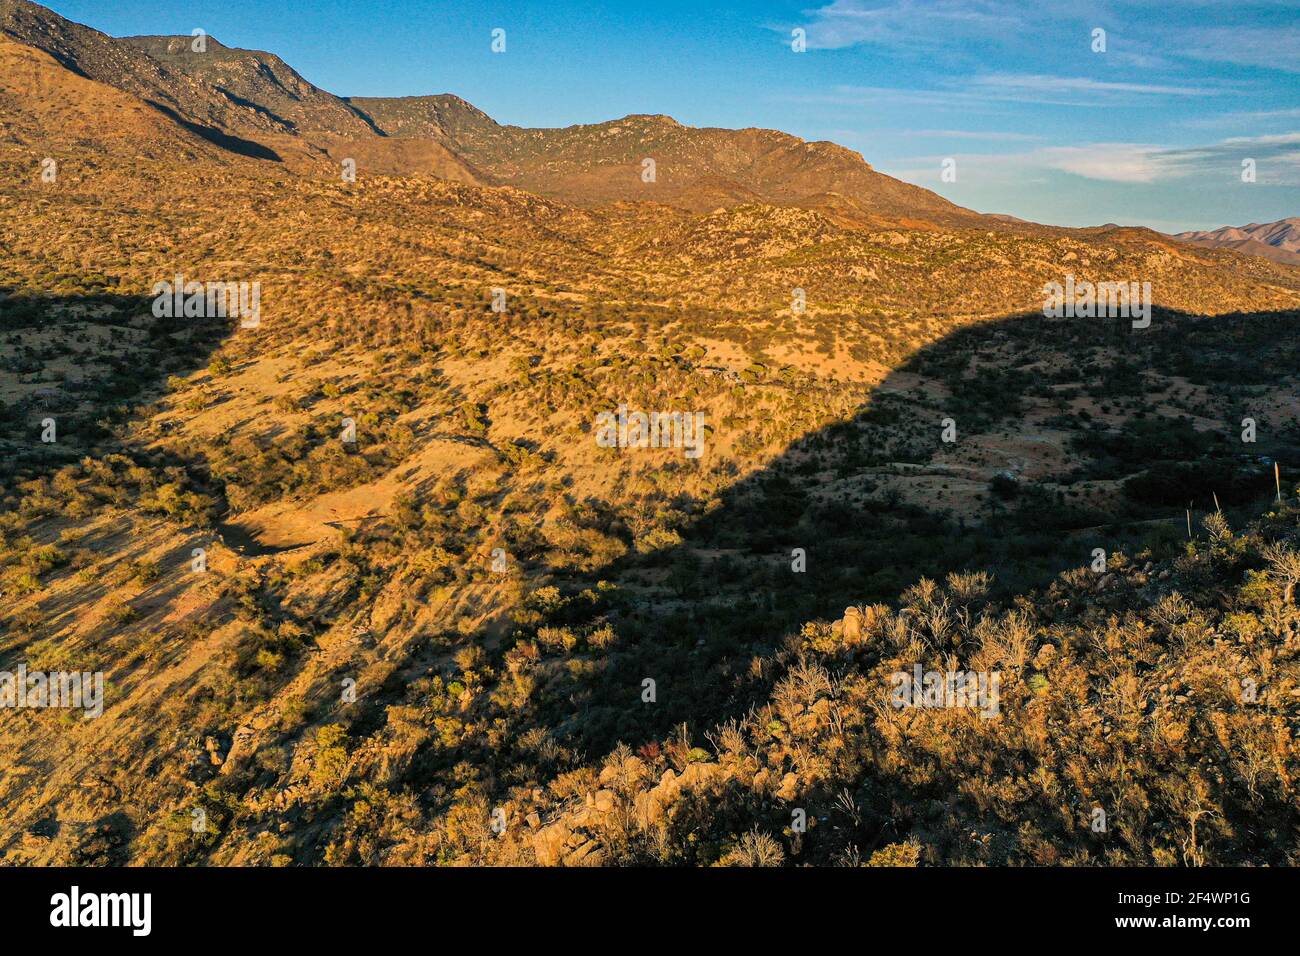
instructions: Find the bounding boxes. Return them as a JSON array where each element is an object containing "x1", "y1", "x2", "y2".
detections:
[{"x1": 48, "y1": 0, "x2": 1300, "y2": 231}]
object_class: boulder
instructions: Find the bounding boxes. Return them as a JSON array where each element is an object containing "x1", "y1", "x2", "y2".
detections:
[
  {"x1": 219, "y1": 725, "x2": 257, "y2": 775},
  {"x1": 533, "y1": 821, "x2": 571, "y2": 866},
  {"x1": 840, "y1": 606, "x2": 863, "y2": 643},
  {"x1": 776, "y1": 772, "x2": 799, "y2": 801},
  {"x1": 565, "y1": 839, "x2": 604, "y2": 866}
]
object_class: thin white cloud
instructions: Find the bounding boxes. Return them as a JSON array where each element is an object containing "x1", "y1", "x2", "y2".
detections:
[
  {"x1": 789, "y1": 2, "x2": 1300, "y2": 84},
  {"x1": 791, "y1": 0, "x2": 1151, "y2": 51},
  {"x1": 1219, "y1": 132, "x2": 1300, "y2": 146},
  {"x1": 895, "y1": 145, "x2": 1183, "y2": 184},
  {"x1": 1038, "y1": 145, "x2": 1177, "y2": 183},
  {"x1": 894, "y1": 128, "x2": 1044, "y2": 141},
  {"x1": 779, "y1": 71, "x2": 1232, "y2": 115},
  {"x1": 971, "y1": 73, "x2": 1220, "y2": 97},
  {"x1": 890, "y1": 131, "x2": 1300, "y2": 185},
  {"x1": 798, "y1": 0, "x2": 1026, "y2": 51},
  {"x1": 1180, "y1": 107, "x2": 1300, "y2": 129}
]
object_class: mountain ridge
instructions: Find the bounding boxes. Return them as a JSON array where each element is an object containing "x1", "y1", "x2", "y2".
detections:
[
  {"x1": 347, "y1": 93, "x2": 974, "y2": 224},
  {"x1": 0, "y1": 0, "x2": 978, "y2": 227},
  {"x1": 1174, "y1": 217, "x2": 1300, "y2": 266}
]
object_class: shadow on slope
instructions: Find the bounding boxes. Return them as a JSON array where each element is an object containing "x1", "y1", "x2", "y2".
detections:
[
  {"x1": 453, "y1": 305, "x2": 1300, "y2": 800},
  {"x1": 146, "y1": 101, "x2": 283, "y2": 162},
  {"x1": 0, "y1": 287, "x2": 231, "y2": 494},
  {"x1": 82, "y1": 297, "x2": 1294, "y2": 866}
]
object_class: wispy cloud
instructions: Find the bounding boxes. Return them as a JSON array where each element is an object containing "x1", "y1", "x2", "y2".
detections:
[
  {"x1": 796, "y1": 0, "x2": 1300, "y2": 61},
  {"x1": 792, "y1": 1, "x2": 1300, "y2": 79},
  {"x1": 771, "y1": 0, "x2": 1298, "y2": 227},
  {"x1": 893, "y1": 128, "x2": 1044, "y2": 141},
  {"x1": 792, "y1": 0, "x2": 1180, "y2": 56},
  {"x1": 1039, "y1": 144, "x2": 1176, "y2": 184},
  {"x1": 970, "y1": 73, "x2": 1221, "y2": 98},
  {"x1": 892, "y1": 131, "x2": 1300, "y2": 186},
  {"x1": 1180, "y1": 107, "x2": 1300, "y2": 129},
  {"x1": 893, "y1": 144, "x2": 1183, "y2": 185},
  {"x1": 1219, "y1": 132, "x2": 1300, "y2": 146},
  {"x1": 798, "y1": 0, "x2": 1027, "y2": 51},
  {"x1": 779, "y1": 71, "x2": 1233, "y2": 115}
]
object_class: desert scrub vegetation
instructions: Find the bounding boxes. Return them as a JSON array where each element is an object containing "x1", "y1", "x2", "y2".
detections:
[
  {"x1": 3, "y1": 125, "x2": 1300, "y2": 870},
  {"x1": 195, "y1": 416, "x2": 414, "y2": 512},
  {"x1": 0, "y1": 455, "x2": 219, "y2": 527},
  {"x1": 424, "y1": 499, "x2": 1300, "y2": 866}
]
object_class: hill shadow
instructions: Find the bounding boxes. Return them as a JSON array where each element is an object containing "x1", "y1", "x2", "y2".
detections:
[
  {"x1": 147, "y1": 101, "x2": 283, "y2": 162},
  {"x1": 0, "y1": 286, "x2": 231, "y2": 494},
  {"x1": 424, "y1": 304, "x2": 1300, "y2": 810}
]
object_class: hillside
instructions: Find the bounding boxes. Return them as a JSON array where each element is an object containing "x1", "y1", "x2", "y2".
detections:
[
  {"x1": 483, "y1": 503, "x2": 1300, "y2": 866},
  {"x1": 348, "y1": 95, "x2": 980, "y2": 224},
  {"x1": 1175, "y1": 218, "x2": 1300, "y2": 266},
  {"x1": 0, "y1": 0, "x2": 980, "y2": 224},
  {"x1": 0, "y1": 35, "x2": 219, "y2": 161},
  {"x1": 4, "y1": 145, "x2": 1300, "y2": 864},
  {"x1": 0, "y1": 0, "x2": 301, "y2": 160},
  {"x1": 1, "y1": 0, "x2": 1299, "y2": 868},
  {"x1": 121, "y1": 34, "x2": 380, "y2": 138}
]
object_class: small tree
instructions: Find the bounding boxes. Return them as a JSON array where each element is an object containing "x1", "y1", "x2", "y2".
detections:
[{"x1": 1261, "y1": 542, "x2": 1300, "y2": 605}]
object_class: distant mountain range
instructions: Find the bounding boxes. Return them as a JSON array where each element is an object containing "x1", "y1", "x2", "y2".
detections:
[
  {"x1": 0, "y1": 0, "x2": 976, "y2": 227},
  {"x1": 0, "y1": 0, "x2": 1293, "y2": 253},
  {"x1": 1174, "y1": 218, "x2": 1300, "y2": 266}
]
